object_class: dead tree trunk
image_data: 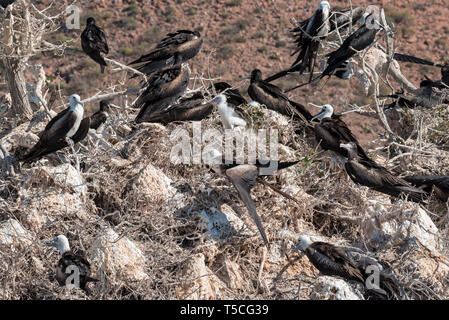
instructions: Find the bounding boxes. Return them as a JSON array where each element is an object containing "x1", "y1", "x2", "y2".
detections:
[{"x1": 2, "y1": 57, "x2": 33, "y2": 121}]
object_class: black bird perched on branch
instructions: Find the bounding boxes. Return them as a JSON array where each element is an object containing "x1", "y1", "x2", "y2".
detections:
[
  {"x1": 21, "y1": 94, "x2": 90, "y2": 163},
  {"x1": 295, "y1": 235, "x2": 406, "y2": 300},
  {"x1": 404, "y1": 175, "x2": 449, "y2": 202},
  {"x1": 0, "y1": 0, "x2": 15, "y2": 8},
  {"x1": 243, "y1": 69, "x2": 313, "y2": 123},
  {"x1": 134, "y1": 53, "x2": 190, "y2": 123},
  {"x1": 266, "y1": 1, "x2": 331, "y2": 84},
  {"x1": 310, "y1": 103, "x2": 374, "y2": 164},
  {"x1": 89, "y1": 100, "x2": 119, "y2": 130},
  {"x1": 129, "y1": 30, "x2": 202, "y2": 77},
  {"x1": 340, "y1": 142, "x2": 427, "y2": 203},
  {"x1": 265, "y1": 6, "x2": 364, "y2": 83},
  {"x1": 394, "y1": 53, "x2": 449, "y2": 88},
  {"x1": 286, "y1": 13, "x2": 380, "y2": 92},
  {"x1": 44, "y1": 235, "x2": 98, "y2": 293},
  {"x1": 81, "y1": 17, "x2": 109, "y2": 74},
  {"x1": 203, "y1": 149, "x2": 299, "y2": 249}
]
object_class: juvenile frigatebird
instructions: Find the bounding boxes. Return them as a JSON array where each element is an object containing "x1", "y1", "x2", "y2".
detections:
[
  {"x1": 44, "y1": 235, "x2": 98, "y2": 292},
  {"x1": 404, "y1": 175, "x2": 449, "y2": 202},
  {"x1": 203, "y1": 149, "x2": 299, "y2": 248},
  {"x1": 134, "y1": 53, "x2": 190, "y2": 123},
  {"x1": 129, "y1": 30, "x2": 202, "y2": 76},
  {"x1": 295, "y1": 235, "x2": 405, "y2": 300},
  {"x1": 310, "y1": 103, "x2": 374, "y2": 163},
  {"x1": 340, "y1": 142, "x2": 426, "y2": 203},
  {"x1": 267, "y1": 1, "x2": 331, "y2": 84},
  {"x1": 286, "y1": 13, "x2": 380, "y2": 92},
  {"x1": 21, "y1": 94, "x2": 90, "y2": 163},
  {"x1": 210, "y1": 94, "x2": 246, "y2": 130},
  {"x1": 244, "y1": 69, "x2": 313, "y2": 123},
  {"x1": 266, "y1": 5, "x2": 364, "y2": 83},
  {"x1": 81, "y1": 17, "x2": 109, "y2": 74},
  {"x1": 89, "y1": 100, "x2": 120, "y2": 130}
]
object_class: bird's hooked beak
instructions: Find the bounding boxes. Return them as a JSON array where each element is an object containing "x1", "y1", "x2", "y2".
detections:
[
  {"x1": 239, "y1": 74, "x2": 251, "y2": 81},
  {"x1": 108, "y1": 103, "x2": 121, "y2": 109},
  {"x1": 309, "y1": 103, "x2": 325, "y2": 121}
]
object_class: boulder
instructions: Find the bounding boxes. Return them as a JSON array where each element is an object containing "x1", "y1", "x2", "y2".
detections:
[
  {"x1": 175, "y1": 253, "x2": 227, "y2": 299},
  {"x1": 310, "y1": 276, "x2": 363, "y2": 300},
  {"x1": 0, "y1": 219, "x2": 32, "y2": 247},
  {"x1": 91, "y1": 228, "x2": 148, "y2": 282}
]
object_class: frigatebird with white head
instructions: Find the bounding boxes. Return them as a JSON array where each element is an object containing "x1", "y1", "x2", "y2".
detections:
[
  {"x1": 210, "y1": 94, "x2": 247, "y2": 130},
  {"x1": 44, "y1": 235, "x2": 98, "y2": 292},
  {"x1": 295, "y1": 235, "x2": 406, "y2": 300},
  {"x1": 286, "y1": 12, "x2": 381, "y2": 92},
  {"x1": 310, "y1": 103, "x2": 374, "y2": 163},
  {"x1": 21, "y1": 94, "x2": 90, "y2": 163}
]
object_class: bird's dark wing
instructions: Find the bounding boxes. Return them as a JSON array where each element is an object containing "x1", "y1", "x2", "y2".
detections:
[
  {"x1": 89, "y1": 111, "x2": 107, "y2": 130},
  {"x1": 321, "y1": 117, "x2": 373, "y2": 161},
  {"x1": 43, "y1": 108, "x2": 69, "y2": 133},
  {"x1": 257, "y1": 81, "x2": 289, "y2": 101},
  {"x1": 393, "y1": 53, "x2": 441, "y2": 67},
  {"x1": 21, "y1": 117, "x2": 89, "y2": 163},
  {"x1": 311, "y1": 242, "x2": 365, "y2": 282},
  {"x1": 157, "y1": 30, "x2": 196, "y2": 49},
  {"x1": 226, "y1": 165, "x2": 270, "y2": 248},
  {"x1": 85, "y1": 25, "x2": 109, "y2": 54}
]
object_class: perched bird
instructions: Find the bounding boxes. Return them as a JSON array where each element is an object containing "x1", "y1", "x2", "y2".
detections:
[
  {"x1": 295, "y1": 235, "x2": 365, "y2": 282},
  {"x1": 0, "y1": 0, "x2": 15, "y2": 8},
  {"x1": 134, "y1": 53, "x2": 190, "y2": 123},
  {"x1": 245, "y1": 69, "x2": 313, "y2": 123},
  {"x1": 286, "y1": 13, "x2": 380, "y2": 92},
  {"x1": 265, "y1": 6, "x2": 363, "y2": 83},
  {"x1": 89, "y1": 100, "x2": 119, "y2": 130},
  {"x1": 404, "y1": 175, "x2": 449, "y2": 202},
  {"x1": 81, "y1": 17, "x2": 109, "y2": 74},
  {"x1": 310, "y1": 103, "x2": 374, "y2": 163},
  {"x1": 210, "y1": 94, "x2": 246, "y2": 130},
  {"x1": 394, "y1": 53, "x2": 449, "y2": 88},
  {"x1": 44, "y1": 235, "x2": 98, "y2": 292},
  {"x1": 203, "y1": 149, "x2": 299, "y2": 248},
  {"x1": 284, "y1": 1, "x2": 331, "y2": 83},
  {"x1": 142, "y1": 92, "x2": 214, "y2": 124},
  {"x1": 295, "y1": 235, "x2": 405, "y2": 300},
  {"x1": 129, "y1": 30, "x2": 202, "y2": 76},
  {"x1": 21, "y1": 94, "x2": 90, "y2": 163},
  {"x1": 320, "y1": 13, "x2": 379, "y2": 78},
  {"x1": 340, "y1": 142, "x2": 427, "y2": 203}
]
